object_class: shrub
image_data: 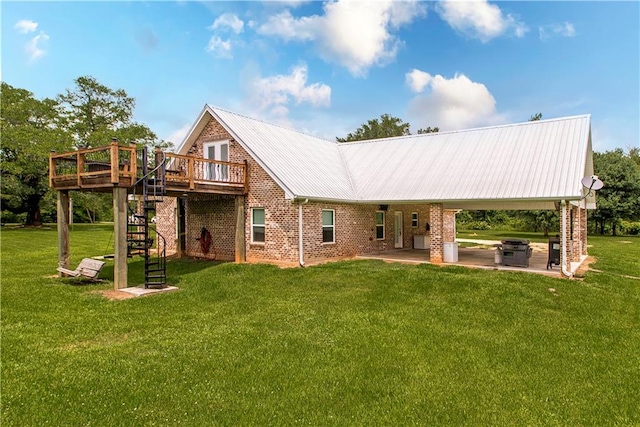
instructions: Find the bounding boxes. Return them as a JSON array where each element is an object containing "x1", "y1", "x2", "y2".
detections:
[
  {"x1": 620, "y1": 220, "x2": 640, "y2": 235},
  {"x1": 463, "y1": 220, "x2": 491, "y2": 230}
]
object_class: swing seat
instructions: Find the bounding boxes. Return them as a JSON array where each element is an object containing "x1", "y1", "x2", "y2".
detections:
[{"x1": 57, "y1": 258, "x2": 105, "y2": 280}]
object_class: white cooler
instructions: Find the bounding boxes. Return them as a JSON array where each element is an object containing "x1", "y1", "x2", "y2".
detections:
[{"x1": 443, "y1": 242, "x2": 459, "y2": 262}]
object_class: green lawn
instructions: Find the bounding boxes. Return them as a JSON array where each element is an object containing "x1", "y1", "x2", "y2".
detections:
[{"x1": 1, "y1": 224, "x2": 639, "y2": 426}]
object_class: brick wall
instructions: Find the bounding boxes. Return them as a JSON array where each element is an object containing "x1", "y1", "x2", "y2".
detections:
[
  {"x1": 154, "y1": 114, "x2": 449, "y2": 265},
  {"x1": 185, "y1": 195, "x2": 236, "y2": 260},
  {"x1": 155, "y1": 196, "x2": 177, "y2": 252}
]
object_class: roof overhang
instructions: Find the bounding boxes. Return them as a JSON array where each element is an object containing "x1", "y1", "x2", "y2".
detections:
[{"x1": 291, "y1": 195, "x2": 586, "y2": 210}]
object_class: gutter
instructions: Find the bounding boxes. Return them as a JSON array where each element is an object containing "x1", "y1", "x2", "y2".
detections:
[{"x1": 298, "y1": 199, "x2": 309, "y2": 267}]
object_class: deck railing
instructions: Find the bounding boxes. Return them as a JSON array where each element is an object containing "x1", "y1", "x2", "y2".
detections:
[
  {"x1": 164, "y1": 153, "x2": 247, "y2": 190},
  {"x1": 49, "y1": 142, "x2": 247, "y2": 192},
  {"x1": 49, "y1": 141, "x2": 137, "y2": 188}
]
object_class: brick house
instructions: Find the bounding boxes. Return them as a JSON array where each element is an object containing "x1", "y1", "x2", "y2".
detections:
[{"x1": 156, "y1": 105, "x2": 595, "y2": 272}]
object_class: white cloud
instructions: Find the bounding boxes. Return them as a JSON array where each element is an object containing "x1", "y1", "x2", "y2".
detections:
[
  {"x1": 539, "y1": 22, "x2": 576, "y2": 40},
  {"x1": 250, "y1": 63, "x2": 331, "y2": 120},
  {"x1": 210, "y1": 13, "x2": 244, "y2": 34},
  {"x1": 14, "y1": 19, "x2": 38, "y2": 34},
  {"x1": 407, "y1": 70, "x2": 504, "y2": 130},
  {"x1": 26, "y1": 31, "x2": 49, "y2": 62},
  {"x1": 405, "y1": 69, "x2": 432, "y2": 93},
  {"x1": 206, "y1": 36, "x2": 233, "y2": 58},
  {"x1": 258, "y1": 0, "x2": 426, "y2": 77},
  {"x1": 166, "y1": 123, "x2": 193, "y2": 148},
  {"x1": 436, "y1": 0, "x2": 528, "y2": 42}
]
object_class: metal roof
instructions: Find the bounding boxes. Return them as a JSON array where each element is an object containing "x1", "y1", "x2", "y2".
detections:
[
  {"x1": 340, "y1": 115, "x2": 592, "y2": 205},
  {"x1": 177, "y1": 105, "x2": 593, "y2": 208}
]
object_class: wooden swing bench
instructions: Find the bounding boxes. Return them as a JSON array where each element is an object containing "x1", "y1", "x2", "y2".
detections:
[{"x1": 57, "y1": 258, "x2": 105, "y2": 280}]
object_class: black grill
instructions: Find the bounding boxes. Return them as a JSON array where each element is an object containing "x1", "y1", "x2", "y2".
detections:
[{"x1": 500, "y1": 238, "x2": 532, "y2": 267}]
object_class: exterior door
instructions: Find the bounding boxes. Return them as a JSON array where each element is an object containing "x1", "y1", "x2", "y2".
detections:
[
  {"x1": 394, "y1": 211, "x2": 403, "y2": 249},
  {"x1": 204, "y1": 141, "x2": 229, "y2": 181}
]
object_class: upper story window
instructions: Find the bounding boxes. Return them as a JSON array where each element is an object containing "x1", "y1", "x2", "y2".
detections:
[
  {"x1": 375, "y1": 211, "x2": 385, "y2": 240},
  {"x1": 203, "y1": 140, "x2": 229, "y2": 181},
  {"x1": 322, "y1": 209, "x2": 335, "y2": 243},
  {"x1": 251, "y1": 208, "x2": 265, "y2": 243}
]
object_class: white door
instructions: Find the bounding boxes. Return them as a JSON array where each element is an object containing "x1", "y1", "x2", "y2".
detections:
[
  {"x1": 204, "y1": 141, "x2": 229, "y2": 181},
  {"x1": 394, "y1": 211, "x2": 403, "y2": 249}
]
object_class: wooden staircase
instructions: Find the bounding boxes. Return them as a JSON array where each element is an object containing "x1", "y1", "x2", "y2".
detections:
[{"x1": 127, "y1": 147, "x2": 168, "y2": 288}]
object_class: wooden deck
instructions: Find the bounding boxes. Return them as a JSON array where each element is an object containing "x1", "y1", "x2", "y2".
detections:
[{"x1": 49, "y1": 142, "x2": 247, "y2": 195}]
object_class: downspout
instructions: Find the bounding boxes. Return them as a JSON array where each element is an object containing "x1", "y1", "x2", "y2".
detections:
[
  {"x1": 561, "y1": 200, "x2": 573, "y2": 278},
  {"x1": 298, "y1": 199, "x2": 309, "y2": 267}
]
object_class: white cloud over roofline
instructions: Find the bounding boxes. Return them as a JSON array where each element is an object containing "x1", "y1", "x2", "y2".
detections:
[
  {"x1": 14, "y1": 19, "x2": 38, "y2": 33},
  {"x1": 206, "y1": 36, "x2": 233, "y2": 58},
  {"x1": 539, "y1": 22, "x2": 576, "y2": 40},
  {"x1": 26, "y1": 31, "x2": 49, "y2": 63},
  {"x1": 436, "y1": 0, "x2": 528, "y2": 42},
  {"x1": 257, "y1": 0, "x2": 426, "y2": 77},
  {"x1": 210, "y1": 13, "x2": 244, "y2": 34},
  {"x1": 407, "y1": 70, "x2": 505, "y2": 131},
  {"x1": 405, "y1": 69, "x2": 432, "y2": 94},
  {"x1": 249, "y1": 63, "x2": 331, "y2": 122},
  {"x1": 206, "y1": 13, "x2": 244, "y2": 58}
]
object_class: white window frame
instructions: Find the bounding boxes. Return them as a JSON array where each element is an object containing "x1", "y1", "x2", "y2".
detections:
[
  {"x1": 322, "y1": 209, "x2": 335, "y2": 244},
  {"x1": 411, "y1": 212, "x2": 419, "y2": 228},
  {"x1": 203, "y1": 140, "x2": 230, "y2": 181},
  {"x1": 251, "y1": 207, "x2": 265, "y2": 244},
  {"x1": 375, "y1": 211, "x2": 385, "y2": 240}
]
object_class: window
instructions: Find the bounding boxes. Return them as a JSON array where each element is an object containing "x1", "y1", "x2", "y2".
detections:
[
  {"x1": 375, "y1": 211, "x2": 385, "y2": 240},
  {"x1": 322, "y1": 209, "x2": 335, "y2": 243},
  {"x1": 411, "y1": 212, "x2": 419, "y2": 228},
  {"x1": 251, "y1": 208, "x2": 265, "y2": 243}
]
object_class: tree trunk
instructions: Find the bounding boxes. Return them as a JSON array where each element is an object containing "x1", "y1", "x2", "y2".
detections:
[
  {"x1": 25, "y1": 194, "x2": 43, "y2": 226},
  {"x1": 612, "y1": 222, "x2": 617, "y2": 236}
]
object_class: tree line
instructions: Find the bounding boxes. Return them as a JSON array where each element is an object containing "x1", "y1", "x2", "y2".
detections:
[
  {"x1": 2, "y1": 80, "x2": 638, "y2": 235},
  {"x1": 1, "y1": 76, "x2": 171, "y2": 226}
]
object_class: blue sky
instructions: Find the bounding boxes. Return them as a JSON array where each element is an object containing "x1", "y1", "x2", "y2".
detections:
[{"x1": 2, "y1": 1, "x2": 638, "y2": 152}]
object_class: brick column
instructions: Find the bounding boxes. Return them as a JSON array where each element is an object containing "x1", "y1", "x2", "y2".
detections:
[
  {"x1": 580, "y1": 206, "x2": 588, "y2": 256},
  {"x1": 429, "y1": 203, "x2": 444, "y2": 263},
  {"x1": 443, "y1": 210, "x2": 456, "y2": 242},
  {"x1": 560, "y1": 203, "x2": 571, "y2": 271},
  {"x1": 571, "y1": 205, "x2": 581, "y2": 262}
]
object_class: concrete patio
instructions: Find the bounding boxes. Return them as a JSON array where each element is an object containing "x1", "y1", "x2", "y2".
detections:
[{"x1": 357, "y1": 242, "x2": 562, "y2": 277}]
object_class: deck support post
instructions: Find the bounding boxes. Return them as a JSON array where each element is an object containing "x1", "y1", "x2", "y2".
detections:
[
  {"x1": 113, "y1": 187, "x2": 128, "y2": 289},
  {"x1": 235, "y1": 196, "x2": 246, "y2": 263},
  {"x1": 57, "y1": 190, "x2": 70, "y2": 275}
]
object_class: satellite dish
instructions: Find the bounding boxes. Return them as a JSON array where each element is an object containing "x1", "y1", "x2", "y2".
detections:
[{"x1": 581, "y1": 175, "x2": 604, "y2": 191}]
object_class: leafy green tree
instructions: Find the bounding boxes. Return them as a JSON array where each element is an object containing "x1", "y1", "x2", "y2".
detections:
[
  {"x1": 591, "y1": 149, "x2": 640, "y2": 235},
  {"x1": 529, "y1": 112, "x2": 543, "y2": 121},
  {"x1": 337, "y1": 114, "x2": 410, "y2": 142},
  {"x1": 56, "y1": 76, "x2": 172, "y2": 223},
  {"x1": 57, "y1": 76, "x2": 171, "y2": 150},
  {"x1": 1, "y1": 83, "x2": 71, "y2": 226}
]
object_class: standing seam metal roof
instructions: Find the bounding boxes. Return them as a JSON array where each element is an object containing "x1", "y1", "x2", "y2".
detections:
[{"x1": 178, "y1": 105, "x2": 592, "y2": 204}]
